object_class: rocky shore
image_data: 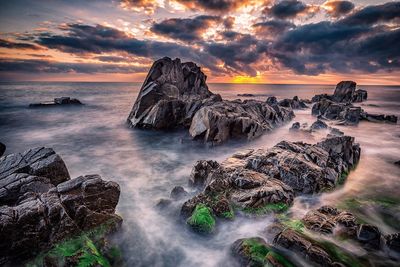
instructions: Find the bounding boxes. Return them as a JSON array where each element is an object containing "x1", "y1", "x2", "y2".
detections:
[
  {"x1": 0, "y1": 147, "x2": 122, "y2": 266},
  {"x1": 29, "y1": 97, "x2": 83, "y2": 108}
]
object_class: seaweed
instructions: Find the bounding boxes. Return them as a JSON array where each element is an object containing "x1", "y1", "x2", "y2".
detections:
[{"x1": 187, "y1": 204, "x2": 216, "y2": 233}]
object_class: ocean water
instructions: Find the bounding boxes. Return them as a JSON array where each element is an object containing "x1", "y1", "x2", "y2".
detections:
[{"x1": 0, "y1": 82, "x2": 400, "y2": 266}]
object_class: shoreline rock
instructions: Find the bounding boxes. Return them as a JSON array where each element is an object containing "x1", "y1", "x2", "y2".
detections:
[
  {"x1": 29, "y1": 97, "x2": 83, "y2": 108},
  {"x1": 181, "y1": 136, "x2": 360, "y2": 233},
  {"x1": 0, "y1": 147, "x2": 121, "y2": 265}
]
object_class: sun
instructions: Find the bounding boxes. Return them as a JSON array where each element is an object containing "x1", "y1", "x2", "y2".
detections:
[{"x1": 231, "y1": 73, "x2": 263, "y2": 84}]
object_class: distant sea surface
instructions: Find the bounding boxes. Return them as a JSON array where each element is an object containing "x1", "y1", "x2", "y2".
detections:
[{"x1": 1, "y1": 82, "x2": 400, "y2": 266}]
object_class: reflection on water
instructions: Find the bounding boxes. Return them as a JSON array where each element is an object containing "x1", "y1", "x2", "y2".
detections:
[{"x1": 0, "y1": 82, "x2": 399, "y2": 266}]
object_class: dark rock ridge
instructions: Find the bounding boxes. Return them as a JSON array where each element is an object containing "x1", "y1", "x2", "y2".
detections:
[
  {"x1": 0, "y1": 142, "x2": 5, "y2": 157},
  {"x1": 312, "y1": 98, "x2": 398, "y2": 125},
  {"x1": 127, "y1": 57, "x2": 218, "y2": 129},
  {"x1": 312, "y1": 81, "x2": 368, "y2": 103},
  {"x1": 277, "y1": 96, "x2": 308, "y2": 109},
  {"x1": 0, "y1": 147, "x2": 121, "y2": 264},
  {"x1": 128, "y1": 57, "x2": 295, "y2": 144},
  {"x1": 189, "y1": 99, "x2": 294, "y2": 144},
  {"x1": 237, "y1": 93, "x2": 255, "y2": 97},
  {"x1": 181, "y1": 136, "x2": 360, "y2": 233},
  {"x1": 29, "y1": 97, "x2": 83, "y2": 107}
]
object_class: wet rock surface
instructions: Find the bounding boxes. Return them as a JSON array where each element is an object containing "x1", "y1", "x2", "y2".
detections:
[
  {"x1": 29, "y1": 97, "x2": 82, "y2": 107},
  {"x1": 0, "y1": 147, "x2": 121, "y2": 264},
  {"x1": 189, "y1": 99, "x2": 294, "y2": 144},
  {"x1": 181, "y1": 136, "x2": 360, "y2": 229},
  {"x1": 0, "y1": 142, "x2": 5, "y2": 157},
  {"x1": 278, "y1": 96, "x2": 308, "y2": 109}
]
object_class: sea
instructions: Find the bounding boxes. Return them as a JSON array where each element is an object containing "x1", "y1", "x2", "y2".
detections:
[{"x1": 0, "y1": 82, "x2": 399, "y2": 266}]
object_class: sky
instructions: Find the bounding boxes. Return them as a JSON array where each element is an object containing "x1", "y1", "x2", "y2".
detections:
[{"x1": 0, "y1": 0, "x2": 399, "y2": 84}]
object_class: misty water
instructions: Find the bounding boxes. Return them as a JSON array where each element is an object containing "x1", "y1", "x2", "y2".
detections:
[{"x1": 0, "y1": 82, "x2": 399, "y2": 266}]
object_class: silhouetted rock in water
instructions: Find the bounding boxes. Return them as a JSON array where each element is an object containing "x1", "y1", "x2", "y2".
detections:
[
  {"x1": 231, "y1": 237, "x2": 296, "y2": 267},
  {"x1": 181, "y1": 136, "x2": 360, "y2": 230},
  {"x1": 312, "y1": 81, "x2": 368, "y2": 104},
  {"x1": 0, "y1": 147, "x2": 121, "y2": 264},
  {"x1": 189, "y1": 99, "x2": 294, "y2": 144},
  {"x1": 237, "y1": 93, "x2": 255, "y2": 97},
  {"x1": 394, "y1": 160, "x2": 400, "y2": 167},
  {"x1": 266, "y1": 96, "x2": 278, "y2": 105},
  {"x1": 310, "y1": 119, "x2": 328, "y2": 131},
  {"x1": 127, "y1": 57, "x2": 218, "y2": 129},
  {"x1": 0, "y1": 142, "x2": 5, "y2": 157},
  {"x1": 170, "y1": 186, "x2": 188, "y2": 200},
  {"x1": 29, "y1": 97, "x2": 82, "y2": 107},
  {"x1": 289, "y1": 122, "x2": 300, "y2": 131},
  {"x1": 278, "y1": 96, "x2": 308, "y2": 109}
]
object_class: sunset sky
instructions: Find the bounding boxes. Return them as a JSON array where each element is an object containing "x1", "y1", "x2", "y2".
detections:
[{"x1": 0, "y1": 0, "x2": 399, "y2": 84}]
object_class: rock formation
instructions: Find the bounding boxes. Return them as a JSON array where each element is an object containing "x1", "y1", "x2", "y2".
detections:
[
  {"x1": 0, "y1": 147, "x2": 121, "y2": 264},
  {"x1": 181, "y1": 136, "x2": 360, "y2": 233},
  {"x1": 312, "y1": 81, "x2": 367, "y2": 104},
  {"x1": 189, "y1": 99, "x2": 294, "y2": 144},
  {"x1": 29, "y1": 97, "x2": 82, "y2": 107},
  {"x1": 128, "y1": 57, "x2": 295, "y2": 143},
  {"x1": 0, "y1": 142, "x2": 5, "y2": 157},
  {"x1": 277, "y1": 96, "x2": 308, "y2": 109},
  {"x1": 127, "y1": 57, "x2": 218, "y2": 129}
]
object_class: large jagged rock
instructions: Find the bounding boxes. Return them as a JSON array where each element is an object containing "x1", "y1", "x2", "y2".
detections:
[
  {"x1": 312, "y1": 81, "x2": 367, "y2": 104},
  {"x1": 127, "y1": 57, "x2": 219, "y2": 129},
  {"x1": 181, "y1": 136, "x2": 360, "y2": 225},
  {"x1": 0, "y1": 148, "x2": 121, "y2": 264},
  {"x1": 189, "y1": 100, "x2": 294, "y2": 144}
]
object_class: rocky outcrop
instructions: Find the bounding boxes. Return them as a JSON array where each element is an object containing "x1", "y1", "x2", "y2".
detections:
[
  {"x1": 312, "y1": 99, "x2": 398, "y2": 125},
  {"x1": 181, "y1": 136, "x2": 360, "y2": 232},
  {"x1": 237, "y1": 93, "x2": 255, "y2": 97},
  {"x1": 189, "y1": 100, "x2": 294, "y2": 144},
  {"x1": 278, "y1": 96, "x2": 308, "y2": 109},
  {"x1": 127, "y1": 57, "x2": 218, "y2": 129},
  {"x1": 0, "y1": 147, "x2": 121, "y2": 264},
  {"x1": 29, "y1": 97, "x2": 82, "y2": 107},
  {"x1": 312, "y1": 81, "x2": 368, "y2": 104}
]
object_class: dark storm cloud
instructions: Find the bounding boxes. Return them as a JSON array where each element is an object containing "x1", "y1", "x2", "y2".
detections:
[
  {"x1": 0, "y1": 38, "x2": 42, "y2": 50},
  {"x1": 340, "y1": 1, "x2": 400, "y2": 25},
  {"x1": 323, "y1": 0, "x2": 355, "y2": 18},
  {"x1": 264, "y1": 0, "x2": 317, "y2": 19},
  {"x1": 204, "y1": 32, "x2": 268, "y2": 75},
  {"x1": 150, "y1": 15, "x2": 221, "y2": 42},
  {"x1": 175, "y1": 0, "x2": 246, "y2": 12},
  {"x1": 0, "y1": 59, "x2": 147, "y2": 74},
  {"x1": 252, "y1": 20, "x2": 296, "y2": 36}
]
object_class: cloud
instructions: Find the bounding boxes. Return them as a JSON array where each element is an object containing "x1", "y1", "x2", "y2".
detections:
[
  {"x1": 0, "y1": 59, "x2": 147, "y2": 74},
  {"x1": 119, "y1": 0, "x2": 158, "y2": 14},
  {"x1": 263, "y1": 0, "x2": 319, "y2": 19},
  {"x1": 174, "y1": 0, "x2": 249, "y2": 12},
  {"x1": 0, "y1": 38, "x2": 42, "y2": 50},
  {"x1": 150, "y1": 15, "x2": 222, "y2": 42},
  {"x1": 340, "y1": 1, "x2": 400, "y2": 25},
  {"x1": 252, "y1": 20, "x2": 296, "y2": 37},
  {"x1": 322, "y1": 0, "x2": 355, "y2": 18}
]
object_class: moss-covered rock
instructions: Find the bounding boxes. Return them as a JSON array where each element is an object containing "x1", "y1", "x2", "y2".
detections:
[{"x1": 186, "y1": 204, "x2": 216, "y2": 234}]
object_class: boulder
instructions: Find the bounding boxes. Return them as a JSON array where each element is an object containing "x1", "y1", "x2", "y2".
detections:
[
  {"x1": 310, "y1": 119, "x2": 328, "y2": 131},
  {"x1": 332, "y1": 81, "x2": 356, "y2": 103},
  {"x1": 353, "y1": 89, "x2": 368, "y2": 102},
  {"x1": 266, "y1": 96, "x2": 278, "y2": 105},
  {"x1": 0, "y1": 142, "x2": 5, "y2": 157},
  {"x1": 0, "y1": 148, "x2": 121, "y2": 264},
  {"x1": 385, "y1": 233, "x2": 400, "y2": 255},
  {"x1": 181, "y1": 136, "x2": 360, "y2": 225},
  {"x1": 278, "y1": 96, "x2": 308, "y2": 109},
  {"x1": 29, "y1": 97, "x2": 82, "y2": 107},
  {"x1": 189, "y1": 100, "x2": 294, "y2": 144},
  {"x1": 360, "y1": 112, "x2": 398, "y2": 124},
  {"x1": 127, "y1": 57, "x2": 219, "y2": 129},
  {"x1": 289, "y1": 122, "x2": 300, "y2": 131},
  {"x1": 170, "y1": 186, "x2": 188, "y2": 200}
]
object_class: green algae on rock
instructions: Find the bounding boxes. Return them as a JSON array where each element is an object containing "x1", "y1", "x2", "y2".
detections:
[{"x1": 187, "y1": 204, "x2": 216, "y2": 234}]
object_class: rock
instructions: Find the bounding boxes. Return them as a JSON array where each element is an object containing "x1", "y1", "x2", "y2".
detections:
[
  {"x1": 360, "y1": 112, "x2": 398, "y2": 124},
  {"x1": 273, "y1": 228, "x2": 334, "y2": 266},
  {"x1": 353, "y1": 89, "x2": 368, "y2": 102},
  {"x1": 302, "y1": 206, "x2": 357, "y2": 236},
  {"x1": 182, "y1": 136, "x2": 360, "y2": 225},
  {"x1": 328, "y1": 128, "x2": 344, "y2": 137},
  {"x1": 357, "y1": 224, "x2": 381, "y2": 250},
  {"x1": 156, "y1": 198, "x2": 172, "y2": 209},
  {"x1": 289, "y1": 122, "x2": 300, "y2": 131},
  {"x1": 385, "y1": 233, "x2": 400, "y2": 254},
  {"x1": 266, "y1": 96, "x2": 278, "y2": 105},
  {"x1": 170, "y1": 186, "x2": 188, "y2": 200},
  {"x1": 332, "y1": 81, "x2": 357, "y2": 103},
  {"x1": 237, "y1": 93, "x2": 255, "y2": 97},
  {"x1": 0, "y1": 147, "x2": 70, "y2": 188},
  {"x1": 278, "y1": 96, "x2": 308, "y2": 109},
  {"x1": 231, "y1": 237, "x2": 295, "y2": 267},
  {"x1": 186, "y1": 204, "x2": 215, "y2": 234},
  {"x1": 310, "y1": 119, "x2": 328, "y2": 131},
  {"x1": 395, "y1": 161, "x2": 400, "y2": 167},
  {"x1": 127, "y1": 57, "x2": 218, "y2": 129},
  {"x1": 312, "y1": 93, "x2": 331, "y2": 102},
  {"x1": 0, "y1": 148, "x2": 121, "y2": 264},
  {"x1": 189, "y1": 160, "x2": 220, "y2": 188},
  {"x1": 0, "y1": 142, "x2": 5, "y2": 157},
  {"x1": 189, "y1": 100, "x2": 294, "y2": 144},
  {"x1": 29, "y1": 97, "x2": 82, "y2": 107}
]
